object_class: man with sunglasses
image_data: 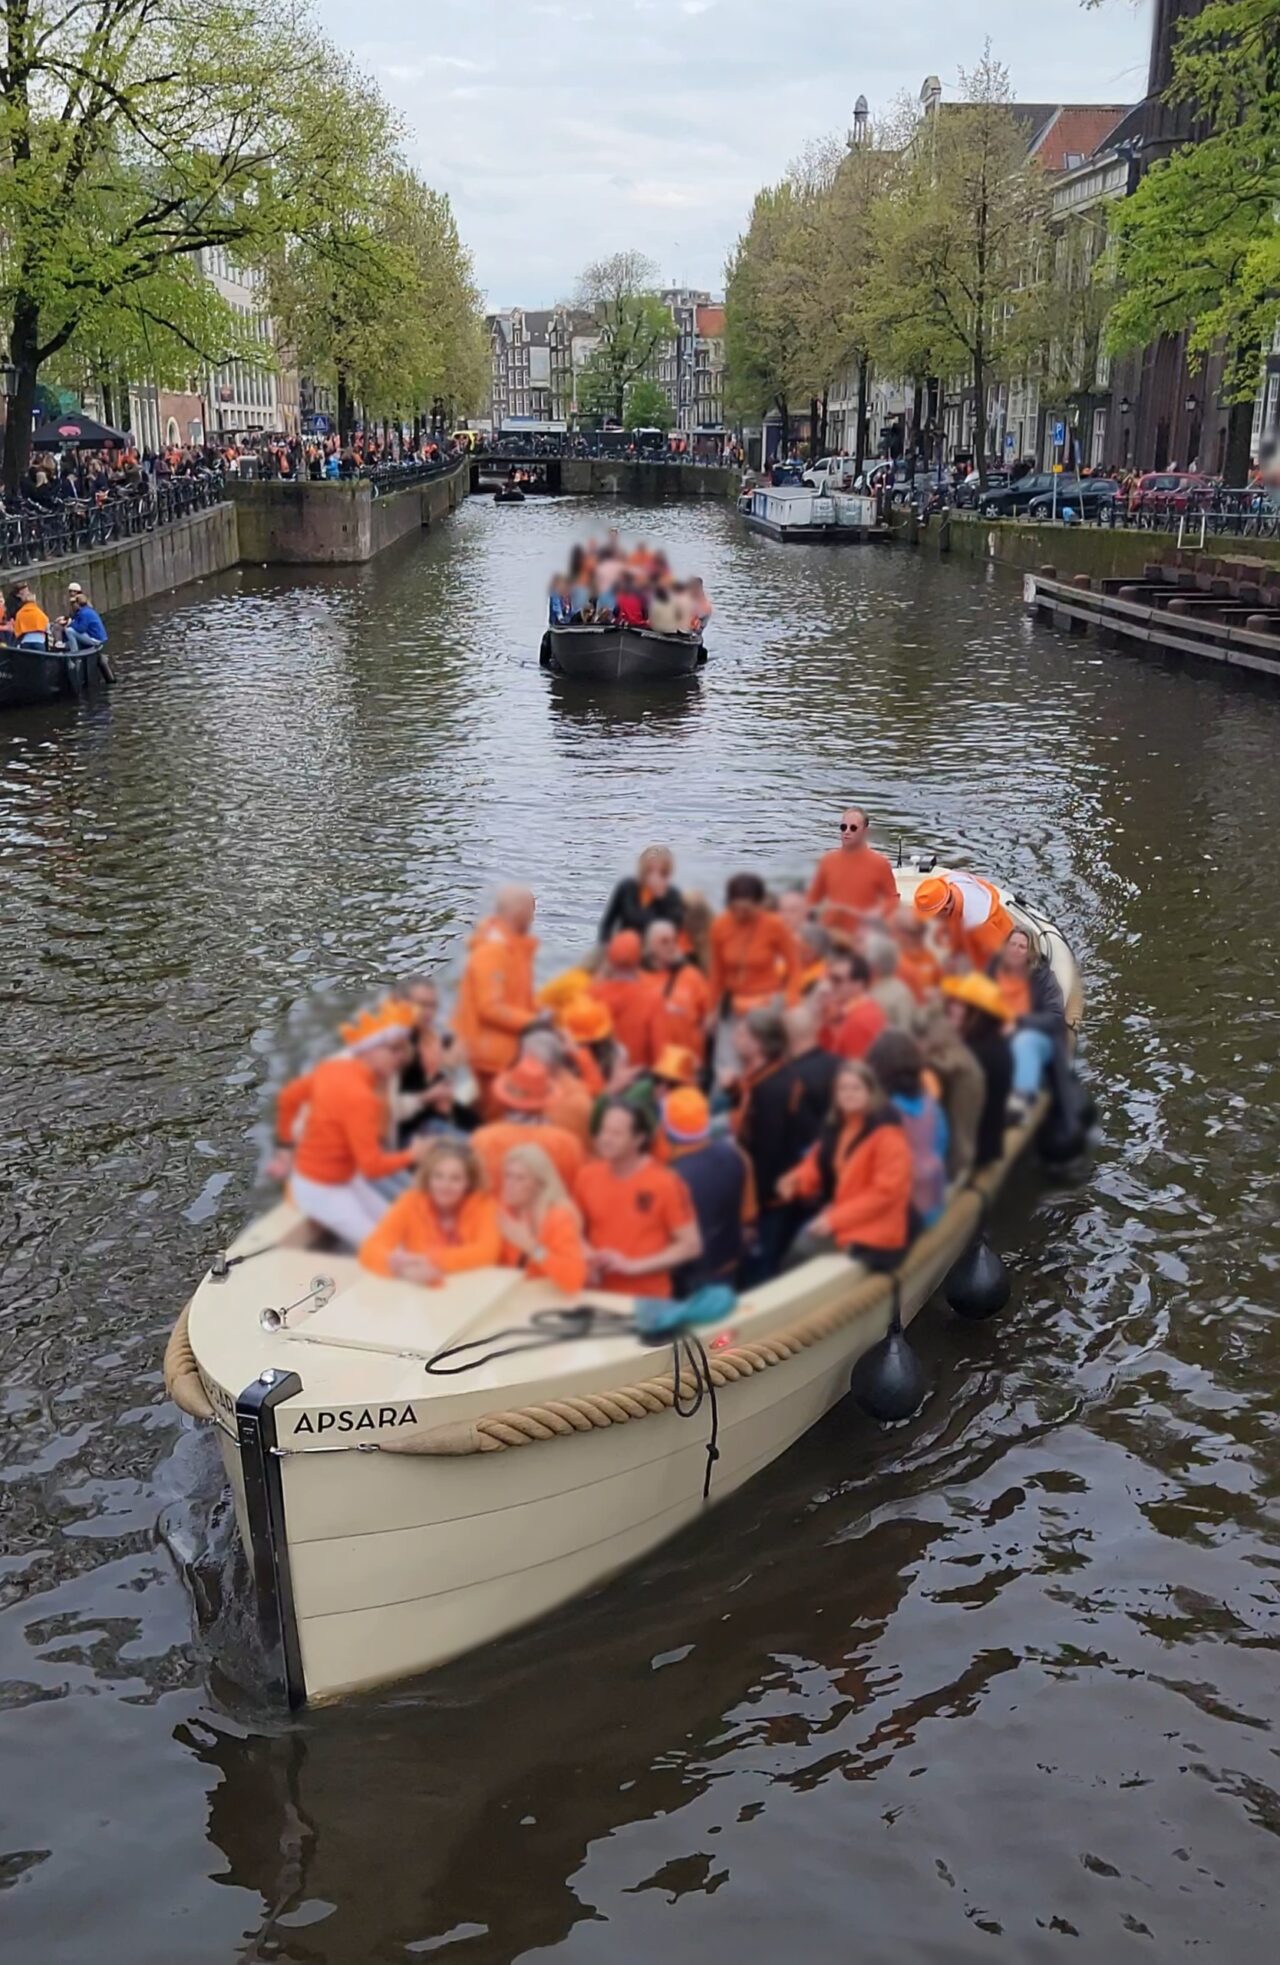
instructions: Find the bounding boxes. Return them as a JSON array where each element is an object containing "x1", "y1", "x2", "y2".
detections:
[{"x1": 807, "y1": 807, "x2": 899, "y2": 941}]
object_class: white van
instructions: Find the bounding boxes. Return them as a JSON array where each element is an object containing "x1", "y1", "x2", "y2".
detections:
[{"x1": 803, "y1": 455, "x2": 860, "y2": 494}]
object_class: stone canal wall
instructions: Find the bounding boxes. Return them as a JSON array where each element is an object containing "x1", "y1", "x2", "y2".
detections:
[
  {"x1": 229, "y1": 458, "x2": 468, "y2": 565},
  {"x1": 904, "y1": 508, "x2": 1280, "y2": 580},
  {"x1": 3, "y1": 500, "x2": 240, "y2": 615},
  {"x1": 559, "y1": 458, "x2": 738, "y2": 501}
]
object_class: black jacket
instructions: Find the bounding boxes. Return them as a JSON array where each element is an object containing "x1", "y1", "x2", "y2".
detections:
[
  {"x1": 968, "y1": 1026, "x2": 1013, "y2": 1169},
  {"x1": 599, "y1": 877, "x2": 685, "y2": 945}
]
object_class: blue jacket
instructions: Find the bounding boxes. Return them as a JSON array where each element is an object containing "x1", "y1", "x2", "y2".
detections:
[{"x1": 69, "y1": 602, "x2": 107, "y2": 645}]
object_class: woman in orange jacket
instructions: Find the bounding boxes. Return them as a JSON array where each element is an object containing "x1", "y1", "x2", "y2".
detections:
[
  {"x1": 359, "y1": 1140, "x2": 500, "y2": 1285},
  {"x1": 777, "y1": 1060, "x2": 913, "y2": 1273},
  {"x1": 452, "y1": 887, "x2": 541, "y2": 1105},
  {"x1": 497, "y1": 1144, "x2": 588, "y2": 1294}
]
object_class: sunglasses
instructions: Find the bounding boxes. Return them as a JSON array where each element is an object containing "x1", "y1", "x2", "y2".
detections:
[{"x1": 839, "y1": 822, "x2": 865, "y2": 833}]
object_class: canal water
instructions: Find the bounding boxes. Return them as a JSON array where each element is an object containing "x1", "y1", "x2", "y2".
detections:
[{"x1": 2, "y1": 494, "x2": 1277, "y2": 1962}]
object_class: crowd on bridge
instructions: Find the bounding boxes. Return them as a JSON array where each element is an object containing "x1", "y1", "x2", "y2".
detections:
[
  {"x1": 269, "y1": 813, "x2": 1076, "y2": 1301},
  {"x1": 548, "y1": 531, "x2": 714, "y2": 634}
]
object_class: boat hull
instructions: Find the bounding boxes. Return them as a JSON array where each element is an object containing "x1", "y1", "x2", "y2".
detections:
[
  {"x1": 547, "y1": 624, "x2": 703, "y2": 681},
  {"x1": 0, "y1": 642, "x2": 104, "y2": 710}
]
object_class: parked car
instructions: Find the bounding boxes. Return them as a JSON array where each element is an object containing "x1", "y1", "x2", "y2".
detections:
[
  {"x1": 1127, "y1": 471, "x2": 1214, "y2": 515},
  {"x1": 1026, "y1": 477, "x2": 1122, "y2": 520},
  {"x1": 974, "y1": 473, "x2": 1061, "y2": 518},
  {"x1": 803, "y1": 455, "x2": 859, "y2": 494},
  {"x1": 955, "y1": 469, "x2": 1012, "y2": 509}
]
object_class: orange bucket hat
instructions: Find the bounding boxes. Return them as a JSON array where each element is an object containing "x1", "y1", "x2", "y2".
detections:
[
  {"x1": 653, "y1": 1043, "x2": 699, "y2": 1085},
  {"x1": 663, "y1": 1088, "x2": 711, "y2": 1142},
  {"x1": 607, "y1": 930, "x2": 642, "y2": 966},
  {"x1": 914, "y1": 876, "x2": 955, "y2": 918},
  {"x1": 492, "y1": 1055, "x2": 553, "y2": 1113},
  {"x1": 340, "y1": 1002, "x2": 417, "y2": 1054},
  {"x1": 942, "y1": 974, "x2": 1008, "y2": 1021},
  {"x1": 561, "y1": 996, "x2": 613, "y2": 1042}
]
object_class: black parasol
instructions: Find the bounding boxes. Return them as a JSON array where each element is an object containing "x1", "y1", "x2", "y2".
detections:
[{"x1": 29, "y1": 410, "x2": 129, "y2": 449}]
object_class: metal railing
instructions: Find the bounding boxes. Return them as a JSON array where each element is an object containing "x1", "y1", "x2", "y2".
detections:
[
  {"x1": 0, "y1": 470, "x2": 227, "y2": 572},
  {"x1": 359, "y1": 456, "x2": 461, "y2": 493},
  {"x1": 473, "y1": 439, "x2": 734, "y2": 465}
]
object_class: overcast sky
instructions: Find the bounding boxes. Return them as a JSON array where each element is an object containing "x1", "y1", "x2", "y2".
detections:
[{"x1": 315, "y1": 0, "x2": 1152, "y2": 309}]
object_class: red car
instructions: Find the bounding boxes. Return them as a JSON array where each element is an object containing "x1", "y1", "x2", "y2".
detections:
[{"x1": 1127, "y1": 471, "x2": 1215, "y2": 517}]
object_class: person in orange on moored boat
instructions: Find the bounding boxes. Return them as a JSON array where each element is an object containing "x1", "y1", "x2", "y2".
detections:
[
  {"x1": 913, "y1": 871, "x2": 1014, "y2": 970},
  {"x1": 283, "y1": 1005, "x2": 425, "y2": 1245},
  {"x1": 497, "y1": 1145, "x2": 588, "y2": 1294},
  {"x1": 471, "y1": 1055, "x2": 585, "y2": 1193},
  {"x1": 359, "y1": 1140, "x2": 500, "y2": 1284},
  {"x1": 520, "y1": 1029, "x2": 594, "y2": 1143},
  {"x1": 806, "y1": 806, "x2": 899, "y2": 938},
  {"x1": 643, "y1": 918, "x2": 711, "y2": 1067},
  {"x1": 590, "y1": 930, "x2": 658, "y2": 1070},
  {"x1": 707, "y1": 872, "x2": 801, "y2": 1079},
  {"x1": 453, "y1": 885, "x2": 542, "y2": 1110},
  {"x1": 558, "y1": 995, "x2": 618, "y2": 1096},
  {"x1": 891, "y1": 906, "x2": 945, "y2": 1001},
  {"x1": 777, "y1": 1059, "x2": 913, "y2": 1272}
]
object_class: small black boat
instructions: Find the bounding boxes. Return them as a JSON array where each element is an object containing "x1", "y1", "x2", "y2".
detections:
[
  {"x1": 0, "y1": 641, "x2": 112, "y2": 712},
  {"x1": 494, "y1": 487, "x2": 526, "y2": 503},
  {"x1": 541, "y1": 624, "x2": 705, "y2": 682}
]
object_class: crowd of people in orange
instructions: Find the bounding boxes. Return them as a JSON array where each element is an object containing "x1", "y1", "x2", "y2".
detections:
[
  {"x1": 269, "y1": 812, "x2": 1072, "y2": 1300},
  {"x1": 548, "y1": 530, "x2": 713, "y2": 635}
]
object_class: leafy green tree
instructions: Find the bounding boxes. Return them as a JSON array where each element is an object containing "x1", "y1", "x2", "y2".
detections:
[
  {"x1": 573, "y1": 252, "x2": 673, "y2": 424},
  {"x1": 866, "y1": 52, "x2": 1049, "y2": 484},
  {"x1": 623, "y1": 379, "x2": 672, "y2": 430},
  {"x1": 1101, "y1": 0, "x2": 1280, "y2": 482},
  {"x1": 724, "y1": 181, "x2": 808, "y2": 448}
]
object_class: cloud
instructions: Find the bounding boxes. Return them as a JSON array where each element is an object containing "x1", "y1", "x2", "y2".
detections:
[{"x1": 325, "y1": 0, "x2": 1152, "y2": 307}]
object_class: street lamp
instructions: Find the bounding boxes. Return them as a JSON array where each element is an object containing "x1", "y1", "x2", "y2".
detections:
[
  {"x1": 1118, "y1": 396, "x2": 1131, "y2": 417},
  {"x1": 1185, "y1": 392, "x2": 1199, "y2": 414},
  {"x1": 0, "y1": 353, "x2": 16, "y2": 401}
]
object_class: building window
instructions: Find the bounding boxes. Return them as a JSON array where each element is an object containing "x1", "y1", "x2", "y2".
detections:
[{"x1": 1092, "y1": 407, "x2": 1107, "y2": 463}]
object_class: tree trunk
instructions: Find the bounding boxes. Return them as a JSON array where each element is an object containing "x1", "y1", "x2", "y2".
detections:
[
  {"x1": 1224, "y1": 396, "x2": 1253, "y2": 487},
  {"x1": 910, "y1": 380, "x2": 924, "y2": 482},
  {"x1": 337, "y1": 372, "x2": 353, "y2": 445},
  {"x1": 972, "y1": 353, "x2": 988, "y2": 488},
  {"x1": 820, "y1": 390, "x2": 829, "y2": 457},
  {"x1": 100, "y1": 372, "x2": 116, "y2": 431},
  {"x1": 777, "y1": 396, "x2": 789, "y2": 461},
  {"x1": 2, "y1": 297, "x2": 41, "y2": 496},
  {"x1": 855, "y1": 354, "x2": 869, "y2": 467}
]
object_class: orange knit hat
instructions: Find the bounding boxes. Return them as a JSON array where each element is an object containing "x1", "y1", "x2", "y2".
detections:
[
  {"x1": 914, "y1": 876, "x2": 954, "y2": 917},
  {"x1": 607, "y1": 930, "x2": 642, "y2": 966},
  {"x1": 663, "y1": 1088, "x2": 710, "y2": 1142},
  {"x1": 492, "y1": 1055, "x2": 553, "y2": 1112}
]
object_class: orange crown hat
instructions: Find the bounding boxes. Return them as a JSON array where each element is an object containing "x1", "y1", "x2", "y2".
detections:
[
  {"x1": 492, "y1": 1054, "x2": 553, "y2": 1113},
  {"x1": 607, "y1": 930, "x2": 643, "y2": 967},
  {"x1": 914, "y1": 876, "x2": 955, "y2": 918},
  {"x1": 340, "y1": 1002, "x2": 417, "y2": 1054},
  {"x1": 653, "y1": 1043, "x2": 699, "y2": 1085},
  {"x1": 561, "y1": 996, "x2": 613, "y2": 1042},
  {"x1": 942, "y1": 973, "x2": 1008, "y2": 1021},
  {"x1": 663, "y1": 1088, "x2": 711, "y2": 1142}
]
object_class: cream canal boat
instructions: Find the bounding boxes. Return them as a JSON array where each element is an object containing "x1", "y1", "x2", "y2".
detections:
[{"x1": 165, "y1": 875, "x2": 1082, "y2": 1707}]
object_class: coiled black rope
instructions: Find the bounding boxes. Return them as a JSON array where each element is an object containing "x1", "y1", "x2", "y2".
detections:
[
  {"x1": 671, "y1": 1331, "x2": 720, "y2": 1501},
  {"x1": 423, "y1": 1305, "x2": 632, "y2": 1376}
]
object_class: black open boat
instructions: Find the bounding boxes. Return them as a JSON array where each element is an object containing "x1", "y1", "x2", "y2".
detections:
[
  {"x1": 1, "y1": 641, "x2": 112, "y2": 711},
  {"x1": 540, "y1": 623, "x2": 705, "y2": 682}
]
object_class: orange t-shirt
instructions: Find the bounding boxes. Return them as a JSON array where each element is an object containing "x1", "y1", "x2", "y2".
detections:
[
  {"x1": 499, "y1": 1204, "x2": 588, "y2": 1294},
  {"x1": 13, "y1": 602, "x2": 50, "y2": 638},
  {"x1": 472, "y1": 1118, "x2": 585, "y2": 1194},
  {"x1": 819, "y1": 996, "x2": 887, "y2": 1061},
  {"x1": 898, "y1": 946, "x2": 944, "y2": 1001},
  {"x1": 574, "y1": 1157, "x2": 696, "y2": 1297},
  {"x1": 807, "y1": 847, "x2": 899, "y2": 928},
  {"x1": 359, "y1": 1189, "x2": 500, "y2": 1278},
  {"x1": 647, "y1": 962, "x2": 711, "y2": 1062},
  {"x1": 590, "y1": 974, "x2": 659, "y2": 1069},
  {"x1": 292, "y1": 1057, "x2": 415, "y2": 1184},
  {"x1": 544, "y1": 1068, "x2": 594, "y2": 1143},
  {"x1": 707, "y1": 911, "x2": 800, "y2": 1012}
]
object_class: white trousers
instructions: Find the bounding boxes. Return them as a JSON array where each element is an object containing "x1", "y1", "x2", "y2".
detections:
[{"x1": 290, "y1": 1170, "x2": 390, "y2": 1248}]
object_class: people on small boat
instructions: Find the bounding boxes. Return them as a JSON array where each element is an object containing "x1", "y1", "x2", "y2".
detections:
[
  {"x1": 58, "y1": 583, "x2": 108, "y2": 654},
  {"x1": 471, "y1": 1055, "x2": 586, "y2": 1193},
  {"x1": 574, "y1": 1100, "x2": 702, "y2": 1297},
  {"x1": 359, "y1": 1139, "x2": 500, "y2": 1283},
  {"x1": 270, "y1": 829, "x2": 1069, "y2": 1297},
  {"x1": 497, "y1": 1144, "x2": 589, "y2": 1293},
  {"x1": 807, "y1": 807, "x2": 899, "y2": 938},
  {"x1": 547, "y1": 534, "x2": 712, "y2": 635},
  {"x1": 4, "y1": 583, "x2": 52, "y2": 650}
]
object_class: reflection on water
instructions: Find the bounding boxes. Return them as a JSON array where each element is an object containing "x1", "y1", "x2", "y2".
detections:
[{"x1": 1, "y1": 496, "x2": 1277, "y2": 1963}]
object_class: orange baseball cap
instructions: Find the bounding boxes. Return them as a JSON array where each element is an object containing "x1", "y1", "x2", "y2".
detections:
[
  {"x1": 340, "y1": 1002, "x2": 417, "y2": 1053},
  {"x1": 663, "y1": 1088, "x2": 710, "y2": 1142},
  {"x1": 914, "y1": 876, "x2": 954, "y2": 917},
  {"x1": 653, "y1": 1044, "x2": 699, "y2": 1084}
]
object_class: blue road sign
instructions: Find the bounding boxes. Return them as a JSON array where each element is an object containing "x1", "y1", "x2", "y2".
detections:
[{"x1": 1052, "y1": 419, "x2": 1066, "y2": 446}]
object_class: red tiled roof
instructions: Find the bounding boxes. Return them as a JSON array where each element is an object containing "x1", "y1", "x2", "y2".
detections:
[
  {"x1": 1033, "y1": 105, "x2": 1133, "y2": 171},
  {"x1": 696, "y1": 304, "x2": 725, "y2": 337}
]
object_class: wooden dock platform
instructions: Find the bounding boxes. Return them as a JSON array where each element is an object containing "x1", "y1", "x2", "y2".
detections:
[{"x1": 1023, "y1": 562, "x2": 1280, "y2": 682}]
